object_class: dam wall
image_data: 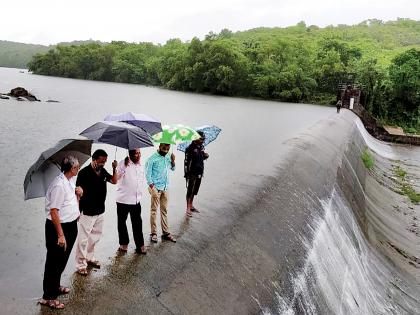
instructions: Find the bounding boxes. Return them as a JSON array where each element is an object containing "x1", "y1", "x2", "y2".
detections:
[{"x1": 45, "y1": 110, "x2": 419, "y2": 315}]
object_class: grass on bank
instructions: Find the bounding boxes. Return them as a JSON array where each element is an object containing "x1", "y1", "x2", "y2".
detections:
[
  {"x1": 394, "y1": 165, "x2": 407, "y2": 179},
  {"x1": 361, "y1": 149, "x2": 374, "y2": 170},
  {"x1": 401, "y1": 185, "x2": 420, "y2": 204},
  {"x1": 393, "y1": 165, "x2": 420, "y2": 204}
]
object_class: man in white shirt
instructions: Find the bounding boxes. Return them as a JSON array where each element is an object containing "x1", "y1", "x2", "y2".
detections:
[
  {"x1": 115, "y1": 148, "x2": 147, "y2": 254},
  {"x1": 39, "y1": 155, "x2": 82, "y2": 309}
]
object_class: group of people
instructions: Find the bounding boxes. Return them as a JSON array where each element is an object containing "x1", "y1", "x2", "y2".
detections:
[{"x1": 38, "y1": 132, "x2": 208, "y2": 309}]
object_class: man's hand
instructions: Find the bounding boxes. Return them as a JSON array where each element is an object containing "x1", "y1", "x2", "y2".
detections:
[
  {"x1": 203, "y1": 152, "x2": 209, "y2": 159},
  {"x1": 170, "y1": 153, "x2": 175, "y2": 163},
  {"x1": 112, "y1": 160, "x2": 118, "y2": 169},
  {"x1": 75, "y1": 186, "x2": 83, "y2": 197},
  {"x1": 57, "y1": 234, "x2": 67, "y2": 251}
]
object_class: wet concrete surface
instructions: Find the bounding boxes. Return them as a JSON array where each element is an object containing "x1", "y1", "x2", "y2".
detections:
[{"x1": 16, "y1": 112, "x2": 357, "y2": 315}]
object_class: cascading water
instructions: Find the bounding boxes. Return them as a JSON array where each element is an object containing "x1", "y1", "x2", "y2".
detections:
[{"x1": 266, "y1": 187, "x2": 419, "y2": 314}]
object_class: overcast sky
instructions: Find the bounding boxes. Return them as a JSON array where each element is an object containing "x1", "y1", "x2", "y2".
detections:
[{"x1": 1, "y1": 0, "x2": 419, "y2": 45}]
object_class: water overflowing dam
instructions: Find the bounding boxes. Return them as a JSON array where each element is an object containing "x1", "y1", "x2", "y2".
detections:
[{"x1": 27, "y1": 111, "x2": 417, "y2": 315}]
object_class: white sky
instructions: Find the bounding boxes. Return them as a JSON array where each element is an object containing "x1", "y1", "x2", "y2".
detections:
[{"x1": 1, "y1": 0, "x2": 419, "y2": 45}]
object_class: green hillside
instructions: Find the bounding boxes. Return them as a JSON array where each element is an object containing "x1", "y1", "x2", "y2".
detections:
[
  {"x1": 0, "y1": 41, "x2": 49, "y2": 68},
  {"x1": 12, "y1": 19, "x2": 420, "y2": 131},
  {"x1": 0, "y1": 40, "x2": 105, "y2": 68}
]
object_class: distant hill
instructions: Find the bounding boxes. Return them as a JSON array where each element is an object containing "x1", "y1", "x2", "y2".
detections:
[
  {"x1": 0, "y1": 40, "x2": 106, "y2": 69},
  {"x1": 0, "y1": 41, "x2": 49, "y2": 69}
]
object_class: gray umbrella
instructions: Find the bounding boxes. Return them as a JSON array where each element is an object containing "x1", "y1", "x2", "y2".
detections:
[
  {"x1": 79, "y1": 121, "x2": 154, "y2": 150},
  {"x1": 24, "y1": 138, "x2": 92, "y2": 200}
]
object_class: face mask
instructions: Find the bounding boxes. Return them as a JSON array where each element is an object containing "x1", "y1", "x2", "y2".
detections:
[{"x1": 158, "y1": 150, "x2": 167, "y2": 156}]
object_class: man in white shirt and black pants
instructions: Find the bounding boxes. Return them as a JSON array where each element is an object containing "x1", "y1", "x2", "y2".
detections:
[{"x1": 115, "y1": 148, "x2": 147, "y2": 254}]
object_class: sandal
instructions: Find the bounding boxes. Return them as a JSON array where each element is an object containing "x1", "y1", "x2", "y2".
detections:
[
  {"x1": 150, "y1": 233, "x2": 158, "y2": 243},
  {"x1": 186, "y1": 210, "x2": 193, "y2": 217},
  {"x1": 191, "y1": 207, "x2": 200, "y2": 213},
  {"x1": 58, "y1": 286, "x2": 70, "y2": 295},
  {"x1": 87, "y1": 260, "x2": 101, "y2": 269},
  {"x1": 38, "y1": 299, "x2": 65, "y2": 309},
  {"x1": 76, "y1": 268, "x2": 88, "y2": 276},
  {"x1": 162, "y1": 233, "x2": 177, "y2": 243},
  {"x1": 135, "y1": 246, "x2": 147, "y2": 255},
  {"x1": 117, "y1": 246, "x2": 128, "y2": 252}
]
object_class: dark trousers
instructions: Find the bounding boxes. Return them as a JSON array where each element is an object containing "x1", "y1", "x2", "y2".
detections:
[
  {"x1": 117, "y1": 202, "x2": 144, "y2": 249},
  {"x1": 43, "y1": 219, "x2": 78, "y2": 300}
]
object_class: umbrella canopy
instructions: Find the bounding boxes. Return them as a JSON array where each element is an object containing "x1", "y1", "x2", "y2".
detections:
[
  {"x1": 24, "y1": 138, "x2": 92, "y2": 200},
  {"x1": 80, "y1": 121, "x2": 154, "y2": 150},
  {"x1": 104, "y1": 112, "x2": 162, "y2": 135},
  {"x1": 177, "y1": 125, "x2": 222, "y2": 152},
  {"x1": 152, "y1": 124, "x2": 200, "y2": 145}
]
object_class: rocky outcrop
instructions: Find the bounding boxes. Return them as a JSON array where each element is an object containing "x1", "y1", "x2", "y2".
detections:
[{"x1": 7, "y1": 87, "x2": 40, "y2": 101}]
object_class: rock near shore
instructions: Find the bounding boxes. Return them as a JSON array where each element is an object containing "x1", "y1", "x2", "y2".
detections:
[{"x1": 7, "y1": 87, "x2": 40, "y2": 101}]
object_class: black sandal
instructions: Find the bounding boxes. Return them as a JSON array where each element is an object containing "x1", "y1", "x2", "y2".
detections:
[
  {"x1": 162, "y1": 233, "x2": 177, "y2": 243},
  {"x1": 135, "y1": 246, "x2": 148, "y2": 255},
  {"x1": 150, "y1": 233, "x2": 158, "y2": 243}
]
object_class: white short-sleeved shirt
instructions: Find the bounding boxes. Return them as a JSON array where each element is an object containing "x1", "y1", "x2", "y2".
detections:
[
  {"x1": 45, "y1": 173, "x2": 80, "y2": 223},
  {"x1": 116, "y1": 159, "x2": 144, "y2": 205}
]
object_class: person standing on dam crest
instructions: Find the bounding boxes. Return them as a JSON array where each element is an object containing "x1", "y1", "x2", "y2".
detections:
[
  {"x1": 75, "y1": 149, "x2": 117, "y2": 275},
  {"x1": 145, "y1": 143, "x2": 177, "y2": 243},
  {"x1": 115, "y1": 148, "x2": 148, "y2": 255},
  {"x1": 184, "y1": 131, "x2": 209, "y2": 217},
  {"x1": 336, "y1": 100, "x2": 342, "y2": 113}
]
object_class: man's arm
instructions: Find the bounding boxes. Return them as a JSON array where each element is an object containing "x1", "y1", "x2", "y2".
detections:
[
  {"x1": 145, "y1": 157, "x2": 154, "y2": 186},
  {"x1": 170, "y1": 153, "x2": 176, "y2": 171},
  {"x1": 184, "y1": 149, "x2": 191, "y2": 177},
  {"x1": 50, "y1": 208, "x2": 67, "y2": 251},
  {"x1": 108, "y1": 160, "x2": 118, "y2": 184},
  {"x1": 48, "y1": 185, "x2": 67, "y2": 250}
]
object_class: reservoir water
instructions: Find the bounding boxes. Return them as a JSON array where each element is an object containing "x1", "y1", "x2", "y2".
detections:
[{"x1": 0, "y1": 67, "x2": 337, "y2": 314}]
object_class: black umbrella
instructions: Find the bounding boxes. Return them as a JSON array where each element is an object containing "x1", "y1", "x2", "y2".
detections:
[
  {"x1": 104, "y1": 112, "x2": 162, "y2": 136},
  {"x1": 79, "y1": 121, "x2": 154, "y2": 150},
  {"x1": 24, "y1": 138, "x2": 92, "y2": 200}
]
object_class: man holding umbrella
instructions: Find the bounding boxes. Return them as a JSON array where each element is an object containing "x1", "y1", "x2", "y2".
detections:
[
  {"x1": 184, "y1": 131, "x2": 209, "y2": 217},
  {"x1": 115, "y1": 148, "x2": 148, "y2": 254},
  {"x1": 75, "y1": 149, "x2": 117, "y2": 275}
]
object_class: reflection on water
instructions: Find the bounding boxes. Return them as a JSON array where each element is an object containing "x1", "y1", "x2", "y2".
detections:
[{"x1": 0, "y1": 67, "x2": 332, "y2": 305}]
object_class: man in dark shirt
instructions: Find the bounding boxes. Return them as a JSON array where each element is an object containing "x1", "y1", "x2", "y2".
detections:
[
  {"x1": 75, "y1": 149, "x2": 117, "y2": 275},
  {"x1": 184, "y1": 131, "x2": 209, "y2": 217}
]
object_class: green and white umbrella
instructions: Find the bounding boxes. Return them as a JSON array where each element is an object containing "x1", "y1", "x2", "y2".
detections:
[{"x1": 152, "y1": 124, "x2": 200, "y2": 144}]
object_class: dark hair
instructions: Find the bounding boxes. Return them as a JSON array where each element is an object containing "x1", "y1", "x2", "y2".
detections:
[
  {"x1": 128, "y1": 149, "x2": 138, "y2": 160},
  {"x1": 61, "y1": 155, "x2": 79, "y2": 173},
  {"x1": 197, "y1": 131, "x2": 205, "y2": 139},
  {"x1": 92, "y1": 149, "x2": 108, "y2": 160}
]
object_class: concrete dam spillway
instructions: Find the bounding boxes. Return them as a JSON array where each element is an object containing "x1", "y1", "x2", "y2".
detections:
[{"x1": 34, "y1": 111, "x2": 419, "y2": 315}]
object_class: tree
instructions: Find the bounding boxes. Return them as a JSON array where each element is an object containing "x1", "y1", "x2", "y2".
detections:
[{"x1": 388, "y1": 48, "x2": 420, "y2": 128}]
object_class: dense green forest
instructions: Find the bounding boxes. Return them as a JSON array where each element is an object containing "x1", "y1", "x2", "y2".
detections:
[
  {"x1": 26, "y1": 19, "x2": 420, "y2": 132},
  {"x1": 0, "y1": 40, "x2": 104, "y2": 69}
]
